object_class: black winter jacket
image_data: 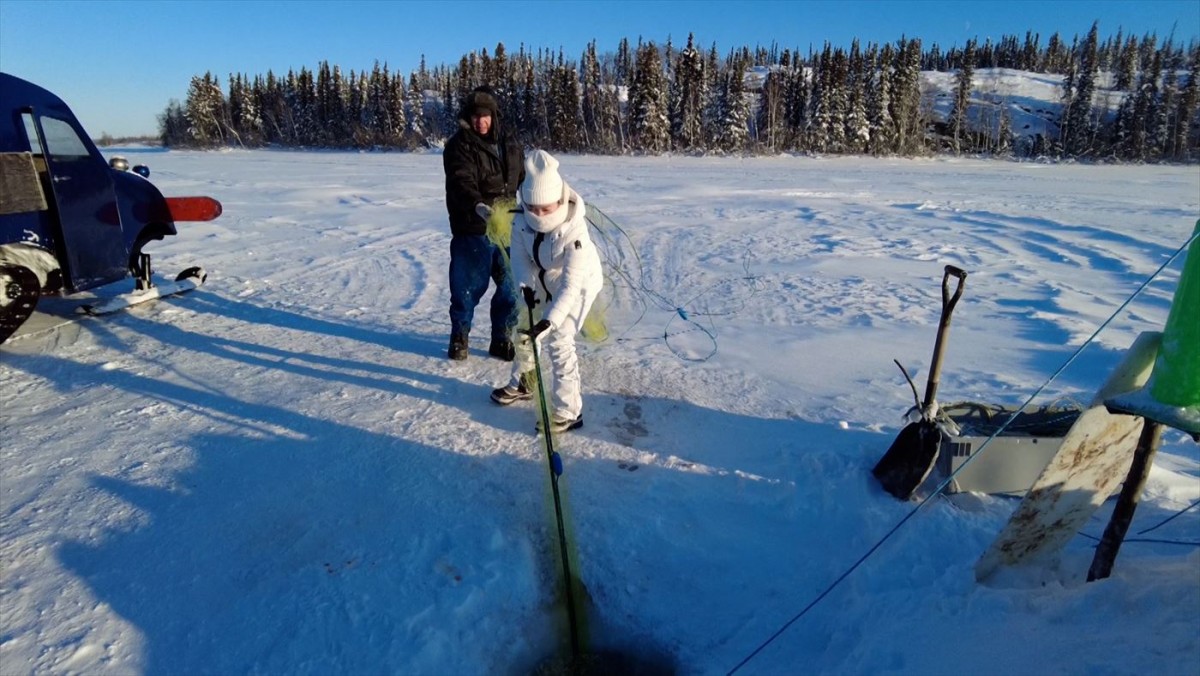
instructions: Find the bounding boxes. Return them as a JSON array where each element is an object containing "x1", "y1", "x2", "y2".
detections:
[{"x1": 443, "y1": 103, "x2": 525, "y2": 237}]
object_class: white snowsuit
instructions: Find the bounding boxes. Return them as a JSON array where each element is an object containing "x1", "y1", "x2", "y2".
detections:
[{"x1": 508, "y1": 186, "x2": 604, "y2": 420}]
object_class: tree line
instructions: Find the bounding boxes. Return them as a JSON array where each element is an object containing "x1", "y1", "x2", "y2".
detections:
[{"x1": 160, "y1": 23, "x2": 1200, "y2": 162}]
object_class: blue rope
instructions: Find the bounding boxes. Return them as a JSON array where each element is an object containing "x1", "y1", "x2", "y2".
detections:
[{"x1": 727, "y1": 227, "x2": 1198, "y2": 675}]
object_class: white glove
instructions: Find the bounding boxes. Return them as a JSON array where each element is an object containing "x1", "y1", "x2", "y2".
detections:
[{"x1": 475, "y1": 202, "x2": 493, "y2": 220}]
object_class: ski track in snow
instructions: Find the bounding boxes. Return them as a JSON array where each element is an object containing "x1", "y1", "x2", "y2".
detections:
[{"x1": 1, "y1": 150, "x2": 1198, "y2": 675}]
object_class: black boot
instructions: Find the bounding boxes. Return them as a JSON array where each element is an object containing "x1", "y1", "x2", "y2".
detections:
[
  {"x1": 488, "y1": 338, "x2": 515, "y2": 361},
  {"x1": 448, "y1": 330, "x2": 469, "y2": 360}
]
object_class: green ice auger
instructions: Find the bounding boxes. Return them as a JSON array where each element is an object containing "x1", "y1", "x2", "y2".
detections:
[
  {"x1": 1150, "y1": 220, "x2": 1200, "y2": 411},
  {"x1": 522, "y1": 285, "x2": 582, "y2": 658},
  {"x1": 1107, "y1": 220, "x2": 1200, "y2": 438}
]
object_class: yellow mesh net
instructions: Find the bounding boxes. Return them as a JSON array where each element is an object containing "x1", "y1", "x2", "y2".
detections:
[
  {"x1": 580, "y1": 298, "x2": 609, "y2": 342},
  {"x1": 485, "y1": 197, "x2": 516, "y2": 253}
]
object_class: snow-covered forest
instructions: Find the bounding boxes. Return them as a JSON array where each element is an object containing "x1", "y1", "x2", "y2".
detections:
[{"x1": 160, "y1": 23, "x2": 1200, "y2": 161}]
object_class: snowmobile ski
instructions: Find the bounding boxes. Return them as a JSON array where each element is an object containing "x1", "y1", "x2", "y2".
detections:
[{"x1": 79, "y1": 267, "x2": 207, "y2": 316}]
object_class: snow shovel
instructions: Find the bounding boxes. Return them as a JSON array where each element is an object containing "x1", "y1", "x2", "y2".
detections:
[{"x1": 872, "y1": 264, "x2": 968, "y2": 500}]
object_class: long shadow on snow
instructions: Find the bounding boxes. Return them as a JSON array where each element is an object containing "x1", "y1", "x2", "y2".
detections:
[
  {"x1": 7, "y1": 305, "x2": 949, "y2": 673},
  {"x1": 5, "y1": 347, "x2": 581, "y2": 675},
  {"x1": 100, "y1": 298, "x2": 541, "y2": 440},
  {"x1": 119, "y1": 305, "x2": 458, "y2": 403},
  {"x1": 181, "y1": 290, "x2": 449, "y2": 358}
]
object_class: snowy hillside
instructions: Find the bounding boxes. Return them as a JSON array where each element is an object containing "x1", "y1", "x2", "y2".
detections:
[
  {"x1": 744, "y1": 65, "x2": 1146, "y2": 156},
  {"x1": 924, "y1": 67, "x2": 1072, "y2": 139},
  {"x1": 920, "y1": 67, "x2": 1141, "y2": 151}
]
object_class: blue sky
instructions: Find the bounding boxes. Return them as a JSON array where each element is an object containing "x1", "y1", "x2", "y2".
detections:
[{"x1": 2, "y1": 0, "x2": 1197, "y2": 137}]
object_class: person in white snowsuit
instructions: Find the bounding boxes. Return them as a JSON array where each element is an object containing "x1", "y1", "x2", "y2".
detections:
[{"x1": 490, "y1": 150, "x2": 603, "y2": 433}]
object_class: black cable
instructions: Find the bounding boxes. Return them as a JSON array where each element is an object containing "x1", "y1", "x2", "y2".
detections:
[{"x1": 1137, "y1": 498, "x2": 1200, "y2": 535}]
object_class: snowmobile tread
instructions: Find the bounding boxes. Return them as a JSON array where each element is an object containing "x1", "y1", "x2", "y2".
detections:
[{"x1": 0, "y1": 265, "x2": 40, "y2": 344}]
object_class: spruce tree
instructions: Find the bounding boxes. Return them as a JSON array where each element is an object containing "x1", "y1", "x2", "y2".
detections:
[
  {"x1": 503, "y1": 48, "x2": 523, "y2": 137},
  {"x1": 1044, "y1": 33, "x2": 1068, "y2": 73},
  {"x1": 701, "y1": 43, "x2": 723, "y2": 149},
  {"x1": 546, "y1": 52, "x2": 583, "y2": 151},
  {"x1": 581, "y1": 40, "x2": 621, "y2": 153},
  {"x1": 890, "y1": 37, "x2": 925, "y2": 155},
  {"x1": 824, "y1": 47, "x2": 849, "y2": 152},
  {"x1": 716, "y1": 51, "x2": 750, "y2": 153},
  {"x1": 405, "y1": 72, "x2": 426, "y2": 147},
  {"x1": 1112, "y1": 87, "x2": 1138, "y2": 160},
  {"x1": 1116, "y1": 35, "x2": 1139, "y2": 91},
  {"x1": 315, "y1": 62, "x2": 333, "y2": 145},
  {"x1": 809, "y1": 44, "x2": 832, "y2": 152},
  {"x1": 384, "y1": 66, "x2": 406, "y2": 147},
  {"x1": 257, "y1": 71, "x2": 282, "y2": 145},
  {"x1": 280, "y1": 70, "x2": 298, "y2": 145},
  {"x1": 629, "y1": 42, "x2": 670, "y2": 153},
  {"x1": 670, "y1": 33, "x2": 707, "y2": 151},
  {"x1": 516, "y1": 48, "x2": 539, "y2": 142},
  {"x1": 294, "y1": 68, "x2": 319, "y2": 146},
  {"x1": 184, "y1": 72, "x2": 226, "y2": 147},
  {"x1": 1062, "y1": 23, "x2": 1099, "y2": 156},
  {"x1": 1170, "y1": 46, "x2": 1200, "y2": 160},
  {"x1": 782, "y1": 50, "x2": 809, "y2": 151},
  {"x1": 441, "y1": 73, "x2": 458, "y2": 141},
  {"x1": 756, "y1": 68, "x2": 786, "y2": 152},
  {"x1": 454, "y1": 55, "x2": 474, "y2": 116},
  {"x1": 845, "y1": 40, "x2": 870, "y2": 153},
  {"x1": 1021, "y1": 31, "x2": 1040, "y2": 71},
  {"x1": 1149, "y1": 46, "x2": 1172, "y2": 158},
  {"x1": 867, "y1": 43, "x2": 894, "y2": 155},
  {"x1": 950, "y1": 39, "x2": 976, "y2": 154},
  {"x1": 1121, "y1": 37, "x2": 1161, "y2": 160},
  {"x1": 158, "y1": 99, "x2": 188, "y2": 147},
  {"x1": 581, "y1": 41, "x2": 602, "y2": 149},
  {"x1": 364, "y1": 62, "x2": 385, "y2": 146},
  {"x1": 1136, "y1": 40, "x2": 1163, "y2": 159},
  {"x1": 227, "y1": 73, "x2": 256, "y2": 147},
  {"x1": 994, "y1": 102, "x2": 1013, "y2": 157},
  {"x1": 347, "y1": 70, "x2": 367, "y2": 147}
]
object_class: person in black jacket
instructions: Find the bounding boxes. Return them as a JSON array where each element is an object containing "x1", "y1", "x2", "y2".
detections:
[{"x1": 442, "y1": 86, "x2": 525, "y2": 361}]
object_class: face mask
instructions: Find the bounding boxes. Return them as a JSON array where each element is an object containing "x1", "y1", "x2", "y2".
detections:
[{"x1": 525, "y1": 201, "x2": 567, "y2": 232}]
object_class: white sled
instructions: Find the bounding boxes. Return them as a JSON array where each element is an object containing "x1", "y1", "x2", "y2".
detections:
[{"x1": 974, "y1": 331, "x2": 1160, "y2": 582}]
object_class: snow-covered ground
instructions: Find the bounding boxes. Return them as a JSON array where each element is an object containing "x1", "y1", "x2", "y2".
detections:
[{"x1": 2, "y1": 149, "x2": 1198, "y2": 675}]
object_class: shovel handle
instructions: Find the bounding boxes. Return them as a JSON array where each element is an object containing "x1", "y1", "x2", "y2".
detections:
[
  {"x1": 922, "y1": 265, "x2": 968, "y2": 409},
  {"x1": 942, "y1": 265, "x2": 967, "y2": 309}
]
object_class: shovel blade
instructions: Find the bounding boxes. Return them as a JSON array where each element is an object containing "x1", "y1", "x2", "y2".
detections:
[{"x1": 872, "y1": 421, "x2": 942, "y2": 499}]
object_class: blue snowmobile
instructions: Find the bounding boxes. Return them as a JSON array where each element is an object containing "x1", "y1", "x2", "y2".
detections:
[{"x1": 0, "y1": 72, "x2": 220, "y2": 342}]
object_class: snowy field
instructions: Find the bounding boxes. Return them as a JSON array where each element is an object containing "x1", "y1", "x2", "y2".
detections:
[{"x1": 1, "y1": 149, "x2": 1198, "y2": 675}]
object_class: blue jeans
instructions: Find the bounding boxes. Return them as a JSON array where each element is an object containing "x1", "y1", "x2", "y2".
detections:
[{"x1": 449, "y1": 235, "x2": 517, "y2": 341}]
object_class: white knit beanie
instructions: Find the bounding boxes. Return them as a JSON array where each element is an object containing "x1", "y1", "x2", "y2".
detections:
[{"x1": 521, "y1": 149, "x2": 565, "y2": 206}]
